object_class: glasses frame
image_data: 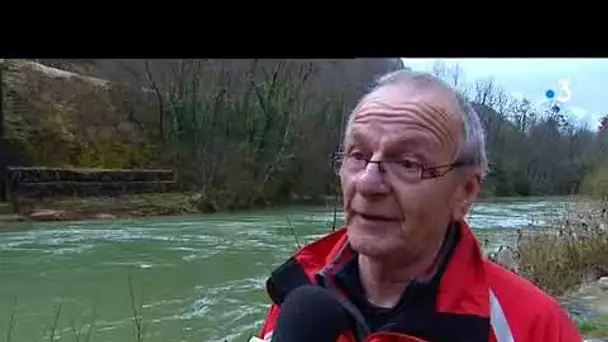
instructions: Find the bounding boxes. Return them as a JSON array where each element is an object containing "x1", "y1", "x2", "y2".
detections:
[{"x1": 330, "y1": 151, "x2": 469, "y2": 180}]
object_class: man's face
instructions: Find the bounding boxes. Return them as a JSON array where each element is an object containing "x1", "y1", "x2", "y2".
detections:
[{"x1": 340, "y1": 83, "x2": 480, "y2": 262}]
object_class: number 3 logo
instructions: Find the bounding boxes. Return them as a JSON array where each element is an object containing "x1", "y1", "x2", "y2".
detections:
[{"x1": 556, "y1": 78, "x2": 572, "y2": 103}]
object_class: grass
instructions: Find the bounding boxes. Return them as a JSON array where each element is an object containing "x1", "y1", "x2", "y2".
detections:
[
  {"x1": 578, "y1": 315, "x2": 608, "y2": 338},
  {"x1": 3, "y1": 275, "x2": 145, "y2": 342},
  {"x1": 128, "y1": 275, "x2": 146, "y2": 342},
  {"x1": 4, "y1": 297, "x2": 16, "y2": 342},
  {"x1": 1, "y1": 272, "x2": 266, "y2": 342}
]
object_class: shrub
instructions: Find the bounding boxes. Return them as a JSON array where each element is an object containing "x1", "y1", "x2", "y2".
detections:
[{"x1": 495, "y1": 198, "x2": 608, "y2": 297}]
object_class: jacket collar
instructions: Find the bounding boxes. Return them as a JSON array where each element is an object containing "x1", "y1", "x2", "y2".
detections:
[{"x1": 267, "y1": 219, "x2": 490, "y2": 318}]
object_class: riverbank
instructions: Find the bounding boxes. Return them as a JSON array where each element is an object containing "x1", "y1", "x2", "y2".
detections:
[
  {"x1": 0, "y1": 193, "x2": 340, "y2": 224},
  {"x1": 0, "y1": 193, "x2": 567, "y2": 224},
  {"x1": 0, "y1": 193, "x2": 202, "y2": 223}
]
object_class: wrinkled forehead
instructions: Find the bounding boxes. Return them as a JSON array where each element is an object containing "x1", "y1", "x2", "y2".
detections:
[
  {"x1": 351, "y1": 82, "x2": 464, "y2": 129},
  {"x1": 346, "y1": 83, "x2": 465, "y2": 154},
  {"x1": 357, "y1": 83, "x2": 462, "y2": 119}
]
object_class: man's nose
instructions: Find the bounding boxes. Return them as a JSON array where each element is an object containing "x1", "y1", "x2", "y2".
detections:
[{"x1": 356, "y1": 160, "x2": 390, "y2": 195}]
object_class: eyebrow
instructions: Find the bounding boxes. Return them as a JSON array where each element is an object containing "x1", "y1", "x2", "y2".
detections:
[
  {"x1": 348, "y1": 130, "x2": 433, "y2": 159},
  {"x1": 384, "y1": 138, "x2": 433, "y2": 161}
]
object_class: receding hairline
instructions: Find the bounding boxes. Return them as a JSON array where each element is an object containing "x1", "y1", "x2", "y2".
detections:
[
  {"x1": 362, "y1": 73, "x2": 466, "y2": 120},
  {"x1": 346, "y1": 75, "x2": 467, "y2": 145},
  {"x1": 343, "y1": 69, "x2": 489, "y2": 177}
]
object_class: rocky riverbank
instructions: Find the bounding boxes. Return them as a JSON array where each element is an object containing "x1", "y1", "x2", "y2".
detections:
[
  {"x1": 2, "y1": 209, "x2": 139, "y2": 222},
  {"x1": 0, "y1": 193, "x2": 201, "y2": 224}
]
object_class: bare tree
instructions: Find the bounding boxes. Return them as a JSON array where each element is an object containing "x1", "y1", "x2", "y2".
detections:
[
  {"x1": 431, "y1": 60, "x2": 448, "y2": 80},
  {"x1": 144, "y1": 60, "x2": 165, "y2": 141},
  {"x1": 472, "y1": 77, "x2": 497, "y2": 108},
  {"x1": 509, "y1": 98, "x2": 536, "y2": 132},
  {"x1": 493, "y1": 86, "x2": 511, "y2": 117},
  {"x1": 448, "y1": 63, "x2": 464, "y2": 90}
]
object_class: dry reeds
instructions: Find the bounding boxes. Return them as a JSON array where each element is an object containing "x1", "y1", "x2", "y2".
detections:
[{"x1": 490, "y1": 198, "x2": 608, "y2": 297}]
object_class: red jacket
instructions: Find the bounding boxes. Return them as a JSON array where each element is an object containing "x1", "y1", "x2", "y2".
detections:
[{"x1": 256, "y1": 220, "x2": 583, "y2": 342}]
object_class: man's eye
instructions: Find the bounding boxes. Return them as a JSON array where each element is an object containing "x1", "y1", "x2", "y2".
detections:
[
  {"x1": 350, "y1": 151, "x2": 367, "y2": 160},
  {"x1": 399, "y1": 160, "x2": 418, "y2": 169}
]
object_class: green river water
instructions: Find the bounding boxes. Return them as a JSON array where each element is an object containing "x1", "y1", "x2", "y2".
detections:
[{"x1": 0, "y1": 197, "x2": 569, "y2": 342}]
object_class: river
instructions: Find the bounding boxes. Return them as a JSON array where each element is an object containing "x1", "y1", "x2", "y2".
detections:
[{"x1": 0, "y1": 197, "x2": 570, "y2": 342}]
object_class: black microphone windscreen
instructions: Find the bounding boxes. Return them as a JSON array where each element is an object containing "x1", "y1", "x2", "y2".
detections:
[{"x1": 271, "y1": 285, "x2": 356, "y2": 342}]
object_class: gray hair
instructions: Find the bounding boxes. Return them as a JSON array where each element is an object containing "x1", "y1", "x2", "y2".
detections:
[{"x1": 344, "y1": 69, "x2": 488, "y2": 177}]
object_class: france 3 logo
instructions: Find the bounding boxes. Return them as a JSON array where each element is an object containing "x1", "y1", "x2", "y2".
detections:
[{"x1": 545, "y1": 79, "x2": 572, "y2": 103}]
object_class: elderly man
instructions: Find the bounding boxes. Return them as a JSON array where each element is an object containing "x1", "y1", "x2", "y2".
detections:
[{"x1": 255, "y1": 69, "x2": 582, "y2": 342}]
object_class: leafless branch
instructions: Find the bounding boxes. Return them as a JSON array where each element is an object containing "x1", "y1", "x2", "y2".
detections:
[{"x1": 144, "y1": 60, "x2": 165, "y2": 140}]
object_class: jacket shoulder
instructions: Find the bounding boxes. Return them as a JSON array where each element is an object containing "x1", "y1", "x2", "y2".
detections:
[
  {"x1": 258, "y1": 229, "x2": 350, "y2": 340},
  {"x1": 485, "y1": 260, "x2": 583, "y2": 341},
  {"x1": 290, "y1": 228, "x2": 349, "y2": 272},
  {"x1": 264, "y1": 228, "x2": 349, "y2": 303}
]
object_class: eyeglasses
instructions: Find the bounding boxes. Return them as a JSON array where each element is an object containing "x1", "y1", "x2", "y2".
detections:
[{"x1": 331, "y1": 151, "x2": 469, "y2": 181}]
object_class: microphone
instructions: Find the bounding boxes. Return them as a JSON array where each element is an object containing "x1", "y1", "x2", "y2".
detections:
[{"x1": 270, "y1": 285, "x2": 369, "y2": 342}]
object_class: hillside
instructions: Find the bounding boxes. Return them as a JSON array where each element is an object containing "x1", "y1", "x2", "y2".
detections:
[
  {"x1": 3, "y1": 60, "x2": 156, "y2": 169},
  {"x1": 1, "y1": 58, "x2": 404, "y2": 211}
]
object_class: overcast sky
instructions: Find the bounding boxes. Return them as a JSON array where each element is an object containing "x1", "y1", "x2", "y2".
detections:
[{"x1": 400, "y1": 58, "x2": 608, "y2": 129}]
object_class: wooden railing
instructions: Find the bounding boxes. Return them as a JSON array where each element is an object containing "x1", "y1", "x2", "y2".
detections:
[{"x1": 4, "y1": 166, "x2": 177, "y2": 209}]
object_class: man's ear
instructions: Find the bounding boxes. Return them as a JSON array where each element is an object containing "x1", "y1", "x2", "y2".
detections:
[{"x1": 452, "y1": 170, "x2": 482, "y2": 221}]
